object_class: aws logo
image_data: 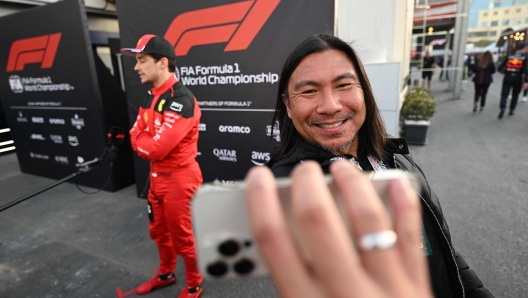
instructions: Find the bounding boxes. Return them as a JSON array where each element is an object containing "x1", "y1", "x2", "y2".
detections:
[
  {"x1": 164, "y1": 0, "x2": 280, "y2": 57},
  {"x1": 6, "y1": 33, "x2": 62, "y2": 72}
]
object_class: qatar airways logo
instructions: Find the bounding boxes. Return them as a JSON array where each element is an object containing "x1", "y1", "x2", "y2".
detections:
[
  {"x1": 164, "y1": 0, "x2": 280, "y2": 56},
  {"x1": 218, "y1": 125, "x2": 250, "y2": 134},
  {"x1": 6, "y1": 33, "x2": 62, "y2": 72},
  {"x1": 213, "y1": 148, "x2": 237, "y2": 162}
]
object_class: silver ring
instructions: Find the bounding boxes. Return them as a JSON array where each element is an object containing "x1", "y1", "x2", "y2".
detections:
[{"x1": 359, "y1": 230, "x2": 397, "y2": 251}]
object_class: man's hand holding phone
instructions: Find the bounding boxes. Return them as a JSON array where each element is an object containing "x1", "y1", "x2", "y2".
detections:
[{"x1": 245, "y1": 160, "x2": 433, "y2": 298}]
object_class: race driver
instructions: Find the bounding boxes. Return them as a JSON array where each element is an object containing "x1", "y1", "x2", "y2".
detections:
[{"x1": 121, "y1": 34, "x2": 203, "y2": 298}]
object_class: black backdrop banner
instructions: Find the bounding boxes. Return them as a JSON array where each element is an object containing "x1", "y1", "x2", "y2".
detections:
[
  {"x1": 117, "y1": 0, "x2": 334, "y2": 196},
  {"x1": 0, "y1": 0, "x2": 117, "y2": 189}
]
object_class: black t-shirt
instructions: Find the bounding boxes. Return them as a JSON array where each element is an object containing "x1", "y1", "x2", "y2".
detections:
[
  {"x1": 357, "y1": 153, "x2": 455, "y2": 298},
  {"x1": 423, "y1": 56, "x2": 436, "y2": 70}
]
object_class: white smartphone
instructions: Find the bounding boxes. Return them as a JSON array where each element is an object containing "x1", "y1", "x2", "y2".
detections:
[{"x1": 192, "y1": 169, "x2": 421, "y2": 280}]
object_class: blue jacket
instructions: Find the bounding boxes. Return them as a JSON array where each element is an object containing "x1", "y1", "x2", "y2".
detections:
[{"x1": 471, "y1": 60, "x2": 495, "y2": 84}]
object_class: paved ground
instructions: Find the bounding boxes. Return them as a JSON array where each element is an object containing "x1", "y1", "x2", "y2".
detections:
[{"x1": 1, "y1": 72, "x2": 527, "y2": 297}]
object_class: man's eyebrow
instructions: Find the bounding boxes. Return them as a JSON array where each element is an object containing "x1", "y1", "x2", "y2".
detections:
[
  {"x1": 292, "y1": 80, "x2": 321, "y2": 91},
  {"x1": 332, "y1": 73, "x2": 358, "y2": 83},
  {"x1": 293, "y1": 73, "x2": 359, "y2": 91}
]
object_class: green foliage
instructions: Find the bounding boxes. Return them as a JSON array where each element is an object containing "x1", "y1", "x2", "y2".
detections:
[
  {"x1": 474, "y1": 39, "x2": 494, "y2": 48},
  {"x1": 401, "y1": 86, "x2": 437, "y2": 121}
]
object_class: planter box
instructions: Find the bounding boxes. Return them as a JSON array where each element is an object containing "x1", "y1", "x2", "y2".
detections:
[{"x1": 403, "y1": 120, "x2": 430, "y2": 145}]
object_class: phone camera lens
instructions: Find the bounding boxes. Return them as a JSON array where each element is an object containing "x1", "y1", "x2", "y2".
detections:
[
  {"x1": 233, "y1": 258, "x2": 254, "y2": 275},
  {"x1": 244, "y1": 240, "x2": 252, "y2": 247},
  {"x1": 207, "y1": 260, "x2": 228, "y2": 277},
  {"x1": 218, "y1": 239, "x2": 240, "y2": 257}
]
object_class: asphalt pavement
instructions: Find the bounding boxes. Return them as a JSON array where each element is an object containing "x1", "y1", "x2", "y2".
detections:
[{"x1": 1, "y1": 71, "x2": 527, "y2": 297}]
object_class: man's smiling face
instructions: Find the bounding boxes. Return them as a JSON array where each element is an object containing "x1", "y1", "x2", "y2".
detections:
[{"x1": 283, "y1": 49, "x2": 366, "y2": 155}]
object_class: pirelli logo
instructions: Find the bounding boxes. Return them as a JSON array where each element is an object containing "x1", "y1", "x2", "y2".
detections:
[
  {"x1": 6, "y1": 33, "x2": 62, "y2": 72},
  {"x1": 164, "y1": 0, "x2": 280, "y2": 57}
]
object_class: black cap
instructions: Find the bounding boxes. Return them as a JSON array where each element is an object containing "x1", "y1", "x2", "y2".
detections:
[{"x1": 121, "y1": 34, "x2": 176, "y2": 60}]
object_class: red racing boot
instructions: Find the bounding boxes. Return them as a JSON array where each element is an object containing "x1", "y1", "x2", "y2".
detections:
[
  {"x1": 178, "y1": 285, "x2": 203, "y2": 298},
  {"x1": 136, "y1": 272, "x2": 176, "y2": 295}
]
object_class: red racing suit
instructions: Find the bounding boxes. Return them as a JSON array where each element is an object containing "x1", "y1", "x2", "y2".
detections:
[{"x1": 130, "y1": 74, "x2": 203, "y2": 287}]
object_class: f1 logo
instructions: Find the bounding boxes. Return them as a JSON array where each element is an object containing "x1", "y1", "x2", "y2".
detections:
[
  {"x1": 164, "y1": 0, "x2": 280, "y2": 57},
  {"x1": 6, "y1": 33, "x2": 62, "y2": 72}
]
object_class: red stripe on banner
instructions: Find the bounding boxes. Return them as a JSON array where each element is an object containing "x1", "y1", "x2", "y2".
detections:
[
  {"x1": 164, "y1": 1, "x2": 252, "y2": 56},
  {"x1": 225, "y1": 0, "x2": 281, "y2": 51},
  {"x1": 175, "y1": 24, "x2": 239, "y2": 56},
  {"x1": 41, "y1": 33, "x2": 62, "y2": 69}
]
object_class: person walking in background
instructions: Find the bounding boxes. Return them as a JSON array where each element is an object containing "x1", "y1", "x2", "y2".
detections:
[
  {"x1": 497, "y1": 43, "x2": 528, "y2": 119},
  {"x1": 422, "y1": 51, "x2": 436, "y2": 90},
  {"x1": 439, "y1": 53, "x2": 451, "y2": 81},
  {"x1": 471, "y1": 51, "x2": 495, "y2": 113}
]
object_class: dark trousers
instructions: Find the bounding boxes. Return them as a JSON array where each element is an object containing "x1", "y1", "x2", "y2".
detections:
[
  {"x1": 500, "y1": 79, "x2": 522, "y2": 111},
  {"x1": 474, "y1": 83, "x2": 490, "y2": 107}
]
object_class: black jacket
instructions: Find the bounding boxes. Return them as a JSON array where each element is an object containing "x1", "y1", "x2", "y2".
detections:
[
  {"x1": 471, "y1": 60, "x2": 496, "y2": 85},
  {"x1": 268, "y1": 137, "x2": 494, "y2": 298},
  {"x1": 498, "y1": 52, "x2": 528, "y2": 83}
]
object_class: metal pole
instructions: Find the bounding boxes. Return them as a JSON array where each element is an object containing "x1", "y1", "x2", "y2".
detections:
[
  {"x1": 0, "y1": 171, "x2": 84, "y2": 212},
  {"x1": 450, "y1": 0, "x2": 470, "y2": 99}
]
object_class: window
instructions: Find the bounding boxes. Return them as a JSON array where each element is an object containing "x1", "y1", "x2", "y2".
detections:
[
  {"x1": 502, "y1": 19, "x2": 510, "y2": 25},
  {"x1": 482, "y1": 21, "x2": 488, "y2": 27},
  {"x1": 483, "y1": 12, "x2": 488, "y2": 16},
  {"x1": 516, "y1": 8, "x2": 521, "y2": 13},
  {"x1": 504, "y1": 10, "x2": 509, "y2": 14},
  {"x1": 514, "y1": 18, "x2": 522, "y2": 25},
  {"x1": 490, "y1": 31, "x2": 497, "y2": 37},
  {"x1": 469, "y1": 31, "x2": 488, "y2": 37},
  {"x1": 494, "y1": 11, "x2": 498, "y2": 15},
  {"x1": 526, "y1": 17, "x2": 528, "y2": 23},
  {"x1": 491, "y1": 21, "x2": 499, "y2": 26}
]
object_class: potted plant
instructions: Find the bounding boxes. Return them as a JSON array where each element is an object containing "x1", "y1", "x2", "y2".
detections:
[{"x1": 400, "y1": 86, "x2": 437, "y2": 145}]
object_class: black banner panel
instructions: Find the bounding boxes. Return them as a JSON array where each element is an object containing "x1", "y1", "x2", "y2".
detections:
[
  {"x1": 0, "y1": 0, "x2": 126, "y2": 190},
  {"x1": 117, "y1": 0, "x2": 334, "y2": 195}
]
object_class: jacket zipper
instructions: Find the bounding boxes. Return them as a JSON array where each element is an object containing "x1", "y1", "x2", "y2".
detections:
[{"x1": 394, "y1": 156, "x2": 465, "y2": 298}]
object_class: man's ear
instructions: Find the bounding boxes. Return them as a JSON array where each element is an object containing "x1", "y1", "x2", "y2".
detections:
[
  {"x1": 159, "y1": 57, "x2": 168, "y2": 70},
  {"x1": 282, "y1": 94, "x2": 292, "y2": 118}
]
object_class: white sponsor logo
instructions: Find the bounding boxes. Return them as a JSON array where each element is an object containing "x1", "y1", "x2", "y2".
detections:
[
  {"x1": 170, "y1": 102, "x2": 184, "y2": 112},
  {"x1": 213, "y1": 148, "x2": 237, "y2": 162},
  {"x1": 31, "y1": 117, "x2": 44, "y2": 123},
  {"x1": 266, "y1": 121, "x2": 281, "y2": 142},
  {"x1": 9, "y1": 75, "x2": 23, "y2": 93},
  {"x1": 68, "y1": 135, "x2": 79, "y2": 146},
  {"x1": 30, "y1": 134, "x2": 45, "y2": 140},
  {"x1": 55, "y1": 155, "x2": 69, "y2": 165},
  {"x1": 197, "y1": 152, "x2": 201, "y2": 156},
  {"x1": 251, "y1": 151, "x2": 270, "y2": 166},
  {"x1": 198, "y1": 123, "x2": 206, "y2": 131},
  {"x1": 50, "y1": 134, "x2": 63, "y2": 144},
  {"x1": 17, "y1": 111, "x2": 27, "y2": 122},
  {"x1": 154, "y1": 118, "x2": 161, "y2": 127},
  {"x1": 153, "y1": 134, "x2": 161, "y2": 141},
  {"x1": 71, "y1": 114, "x2": 85, "y2": 130},
  {"x1": 213, "y1": 178, "x2": 241, "y2": 186},
  {"x1": 49, "y1": 118, "x2": 65, "y2": 125},
  {"x1": 30, "y1": 152, "x2": 49, "y2": 160},
  {"x1": 9, "y1": 76, "x2": 74, "y2": 92},
  {"x1": 75, "y1": 156, "x2": 85, "y2": 167},
  {"x1": 218, "y1": 125, "x2": 251, "y2": 134}
]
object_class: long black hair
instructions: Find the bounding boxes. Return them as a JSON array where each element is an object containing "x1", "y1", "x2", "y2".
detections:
[{"x1": 270, "y1": 34, "x2": 387, "y2": 160}]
